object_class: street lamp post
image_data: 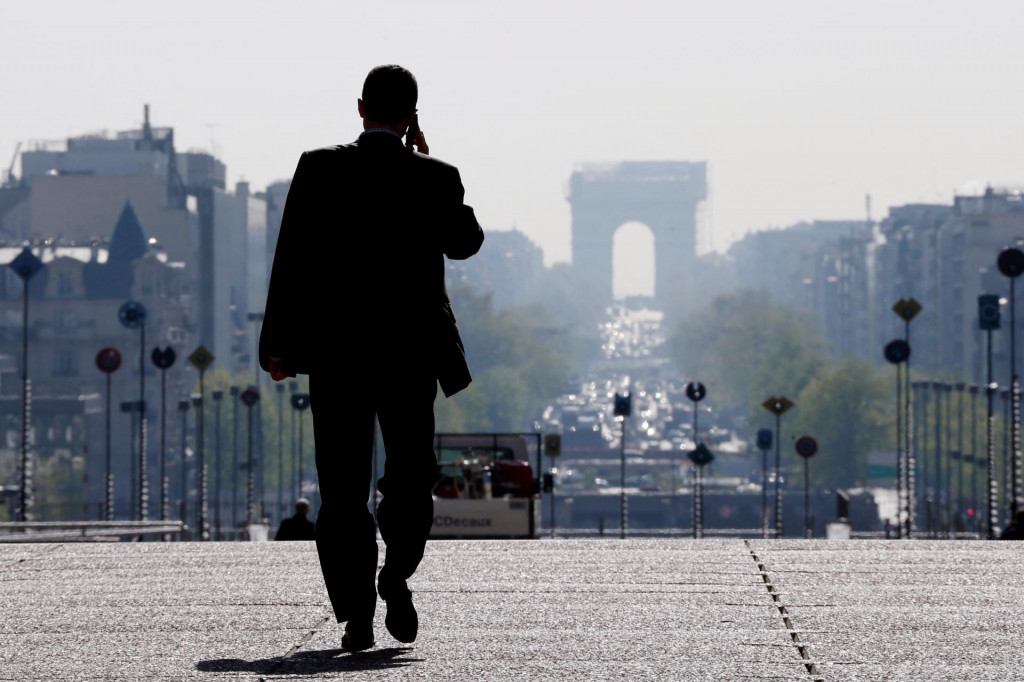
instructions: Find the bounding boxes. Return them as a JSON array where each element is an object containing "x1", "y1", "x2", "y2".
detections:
[
  {"x1": 884, "y1": 339, "x2": 911, "y2": 537},
  {"x1": 762, "y1": 396, "x2": 794, "y2": 538},
  {"x1": 9, "y1": 248, "x2": 43, "y2": 523},
  {"x1": 685, "y1": 382, "x2": 709, "y2": 539},
  {"x1": 979, "y1": 293, "x2": 1001, "y2": 539},
  {"x1": 943, "y1": 382, "x2": 954, "y2": 537},
  {"x1": 955, "y1": 382, "x2": 966, "y2": 531},
  {"x1": 276, "y1": 382, "x2": 285, "y2": 522},
  {"x1": 291, "y1": 393, "x2": 310, "y2": 502},
  {"x1": 756, "y1": 429, "x2": 773, "y2": 539},
  {"x1": 230, "y1": 386, "x2": 240, "y2": 533},
  {"x1": 931, "y1": 380, "x2": 943, "y2": 538},
  {"x1": 178, "y1": 399, "x2": 189, "y2": 529},
  {"x1": 240, "y1": 386, "x2": 261, "y2": 524},
  {"x1": 191, "y1": 392, "x2": 202, "y2": 532},
  {"x1": 95, "y1": 348, "x2": 122, "y2": 521},
  {"x1": 151, "y1": 347, "x2": 176, "y2": 532},
  {"x1": 795, "y1": 436, "x2": 818, "y2": 538},
  {"x1": 893, "y1": 298, "x2": 922, "y2": 538},
  {"x1": 912, "y1": 380, "x2": 926, "y2": 534},
  {"x1": 212, "y1": 389, "x2": 224, "y2": 539},
  {"x1": 969, "y1": 384, "x2": 980, "y2": 529},
  {"x1": 188, "y1": 346, "x2": 214, "y2": 541},
  {"x1": 289, "y1": 381, "x2": 299, "y2": 501},
  {"x1": 118, "y1": 301, "x2": 148, "y2": 521},
  {"x1": 997, "y1": 246, "x2": 1024, "y2": 518},
  {"x1": 613, "y1": 391, "x2": 632, "y2": 539}
]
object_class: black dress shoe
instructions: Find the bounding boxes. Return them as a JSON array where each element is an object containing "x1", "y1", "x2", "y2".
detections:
[
  {"x1": 341, "y1": 621, "x2": 375, "y2": 651},
  {"x1": 378, "y1": 578, "x2": 418, "y2": 644}
]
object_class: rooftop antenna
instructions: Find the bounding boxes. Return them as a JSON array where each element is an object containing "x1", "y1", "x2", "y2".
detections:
[{"x1": 142, "y1": 104, "x2": 153, "y2": 143}]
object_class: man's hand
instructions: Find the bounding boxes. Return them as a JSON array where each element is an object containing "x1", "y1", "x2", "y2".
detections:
[
  {"x1": 412, "y1": 129, "x2": 429, "y2": 155},
  {"x1": 268, "y1": 357, "x2": 292, "y2": 381}
]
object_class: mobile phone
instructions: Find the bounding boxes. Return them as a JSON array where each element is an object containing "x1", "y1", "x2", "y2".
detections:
[{"x1": 405, "y1": 115, "x2": 419, "y2": 149}]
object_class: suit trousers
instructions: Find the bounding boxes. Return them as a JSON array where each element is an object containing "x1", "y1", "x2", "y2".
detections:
[{"x1": 309, "y1": 361, "x2": 438, "y2": 623}]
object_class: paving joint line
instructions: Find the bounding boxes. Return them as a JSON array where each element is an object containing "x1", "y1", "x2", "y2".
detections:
[
  {"x1": 744, "y1": 540, "x2": 824, "y2": 682},
  {"x1": 257, "y1": 611, "x2": 332, "y2": 681}
]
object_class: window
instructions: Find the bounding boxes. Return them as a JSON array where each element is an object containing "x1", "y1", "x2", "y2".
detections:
[
  {"x1": 57, "y1": 272, "x2": 73, "y2": 297},
  {"x1": 53, "y1": 350, "x2": 78, "y2": 377}
]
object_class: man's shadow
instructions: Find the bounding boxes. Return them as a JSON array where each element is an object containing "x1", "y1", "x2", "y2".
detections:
[{"x1": 197, "y1": 646, "x2": 421, "y2": 675}]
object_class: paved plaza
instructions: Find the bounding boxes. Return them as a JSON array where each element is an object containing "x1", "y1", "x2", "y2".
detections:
[{"x1": 1, "y1": 538, "x2": 1022, "y2": 681}]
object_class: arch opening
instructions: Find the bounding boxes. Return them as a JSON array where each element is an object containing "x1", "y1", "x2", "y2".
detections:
[{"x1": 612, "y1": 221, "x2": 655, "y2": 301}]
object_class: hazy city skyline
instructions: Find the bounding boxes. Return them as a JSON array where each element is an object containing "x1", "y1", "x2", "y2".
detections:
[{"x1": 3, "y1": 0, "x2": 1022, "y2": 287}]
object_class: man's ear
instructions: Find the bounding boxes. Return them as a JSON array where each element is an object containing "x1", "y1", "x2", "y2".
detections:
[{"x1": 357, "y1": 99, "x2": 366, "y2": 119}]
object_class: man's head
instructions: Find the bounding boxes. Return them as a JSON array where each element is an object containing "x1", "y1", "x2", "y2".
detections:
[
  {"x1": 296, "y1": 498, "x2": 311, "y2": 517},
  {"x1": 359, "y1": 64, "x2": 418, "y2": 126}
]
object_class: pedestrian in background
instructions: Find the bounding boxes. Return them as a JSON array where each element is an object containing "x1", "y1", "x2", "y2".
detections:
[{"x1": 275, "y1": 498, "x2": 316, "y2": 541}]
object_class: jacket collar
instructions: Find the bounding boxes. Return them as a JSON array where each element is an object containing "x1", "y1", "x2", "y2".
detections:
[{"x1": 356, "y1": 130, "x2": 406, "y2": 150}]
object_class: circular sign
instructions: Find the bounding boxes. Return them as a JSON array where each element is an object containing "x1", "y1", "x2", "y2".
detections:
[
  {"x1": 290, "y1": 393, "x2": 310, "y2": 411},
  {"x1": 95, "y1": 347, "x2": 122, "y2": 374},
  {"x1": 685, "y1": 382, "x2": 707, "y2": 403},
  {"x1": 118, "y1": 300, "x2": 147, "y2": 329},
  {"x1": 998, "y1": 247, "x2": 1024, "y2": 278},
  {"x1": 688, "y1": 442, "x2": 714, "y2": 467},
  {"x1": 795, "y1": 436, "x2": 818, "y2": 458},
  {"x1": 151, "y1": 346, "x2": 176, "y2": 370},
  {"x1": 883, "y1": 339, "x2": 910, "y2": 364},
  {"x1": 240, "y1": 387, "x2": 260, "y2": 407}
]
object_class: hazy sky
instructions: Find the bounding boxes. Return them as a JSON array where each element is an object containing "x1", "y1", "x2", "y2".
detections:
[{"x1": 3, "y1": 1, "x2": 1023, "y2": 290}]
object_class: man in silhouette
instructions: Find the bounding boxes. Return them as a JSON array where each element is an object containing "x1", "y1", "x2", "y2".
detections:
[
  {"x1": 259, "y1": 64, "x2": 484, "y2": 651},
  {"x1": 274, "y1": 498, "x2": 316, "y2": 541}
]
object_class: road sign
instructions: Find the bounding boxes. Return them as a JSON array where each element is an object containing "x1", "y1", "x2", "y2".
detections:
[
  {"x1": 688, "y1": 442, "x2": 714, "y2": 467},
  {"x1": 979, "y1": 294, "x2": 1001, "y2": 330},
  {"x1": 151, "y1": 346, "x2": 176, "y2": 370},
  {"x1": 544, "y1": 434, "x2": 562, "y2": 457},
  {"x1": 756, "y1": 428, "x2": 773, "y2": 450},
  {"x1": 762, "y1": 396, "x2": 794, "y2": 416},
  {"x1": 95, "y1": 347, "x2": 122, "y2": 374},
  {"x1": 9, "y1": 248, "x2": 43, "y2": 281},
  {"x1": 685, "y1": 382, "x2": 707, "y2": 403},
  {"x1": 883, "y1": 339, "x2": 911, "y2": 364},
  {"x1": 188, "y1": 345, "x2": 215, "y2": 372},
  {"x1": 998, "y1": 247, "x2": 1024, "y2": 278},
  {"x1": 240, "y1": 387, "x2": 260, "y2": 407},
  {"x1": 118, "y1": 300, "x2": 147, "y2": 329},
  {"x1": 795, "y1": 436, "x2": 818, "y2": 459},
  {"x1": 290, "y1": 393, "x2": 309, "y2": 411},
  {"x1": 892, "y1": 298, "x2": 922, "y2": 322},
  {"x1": 613, "y1": 392, "x2": 632, "y2": 417}
]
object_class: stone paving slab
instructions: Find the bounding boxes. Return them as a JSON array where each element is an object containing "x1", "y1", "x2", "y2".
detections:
[
  {"x1": 746, "y1": 539, "x2": 1024, "y2": 682},
  {"x1": 1, "y1": 538, "x2": 1022, "y2": 680}
]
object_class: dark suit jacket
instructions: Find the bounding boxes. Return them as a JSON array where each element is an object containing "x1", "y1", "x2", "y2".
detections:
[{"x1": 259, "y1": 132, "x2": 484, "y2": 396}]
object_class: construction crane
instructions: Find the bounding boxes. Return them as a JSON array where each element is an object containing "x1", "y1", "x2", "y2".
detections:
[{"x1": 3, "y1": 142, "x2": 21, "y2": 187}]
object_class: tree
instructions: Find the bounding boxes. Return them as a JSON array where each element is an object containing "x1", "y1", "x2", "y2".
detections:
[
  {"x1": 669, "y1": 289, "x2": 826, "y2": 412},
  {"x1": 790, "y1": 357, "x2": 895, "y2": 489}
]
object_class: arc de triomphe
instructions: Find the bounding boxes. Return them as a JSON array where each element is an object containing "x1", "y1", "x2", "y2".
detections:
[{"x1": 568, "y1": 161, "x2": 707, "y2": 303}]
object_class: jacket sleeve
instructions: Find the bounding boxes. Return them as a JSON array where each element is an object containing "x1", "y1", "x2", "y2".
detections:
[
  {"x1": 259, "y1": 152, "x2": 312, "y2": 374},
  {"x1": 439, "y1": 166, "x2": 484, "y2": 261}
]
